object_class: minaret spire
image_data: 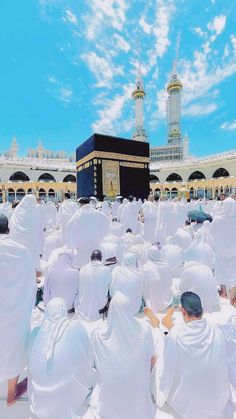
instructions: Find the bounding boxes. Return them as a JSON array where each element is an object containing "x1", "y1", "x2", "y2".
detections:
[{"x1": 131, "y1": 65, "x2": 147, "y2": 142}]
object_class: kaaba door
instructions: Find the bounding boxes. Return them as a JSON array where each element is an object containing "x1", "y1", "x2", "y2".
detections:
[{"x1": 120, "y1": 166, "x2": 149, "y2": 200}]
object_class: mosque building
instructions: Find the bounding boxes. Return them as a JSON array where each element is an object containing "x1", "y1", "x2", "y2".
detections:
[{"x1": 1, "y1": 65, "x2": 236, "y2": 202}]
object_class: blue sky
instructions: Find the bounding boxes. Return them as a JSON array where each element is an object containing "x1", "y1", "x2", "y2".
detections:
[{"x1": 0, "y1": 0, "x2": 236, "y2": 157}]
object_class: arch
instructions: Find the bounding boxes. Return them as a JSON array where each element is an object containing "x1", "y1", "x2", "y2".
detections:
[
  {"x1": 9, "y1": 171, "x2": 30, "y2": 182},
  {"x1": 38, "y1": 173, "x2": 56, "y2": 182},
  {"x1": 188, "y1": 171, "x2": 206, "y2": 181},
  {"x1": 164, "y1": 187, "x2": 170, "y2": 198},
  {"x1": 150, "y1": 174, "x2": 159, "y2": 183},
  {"x1": 212, "y1": 168, "x2": 230, "y2": 178},
  {"x1": 166, "y1": 173, "x2": 182, "y2": 182},
  {"x1": 39, "y1": 188, "x2": 46, "y2": 198},
  {"x1": 7, "y1": 188, "x2": 15, "y2": 202},
  {"x1": 63, "y1": 174, "x2": 76, "y2": 183},
  {"x1": 16, "y1": 188, "x2": 26, "y2": 200},
  {"x1": 27, "y1": 188, "x2": 34, "y2": 194},
  {"x1": 171, "y1": 187, "x2": 178, "y2": 198},
  {"x1": 48, "y1": 188, "x2": 56, "y2": 200}
]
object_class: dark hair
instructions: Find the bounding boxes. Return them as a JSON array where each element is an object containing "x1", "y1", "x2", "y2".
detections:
[
  {"x1": 128, "y1": 195, "x2": 134, "y2": 202},
  {"x1": 112, "y1": 217, "x2": 117, "y2": 222},
  {"x1": 64, "y1": 192, "x2": 71, "y2": 199},
  {"x1": 180, "y1": 291, "x2": 203, "y2": 318},
  {"x1": 91, "y1": 249, "x2": 102, "y2": 261},
  {"x1": 12, "y1": 200, "x2": 20, "y2": 209},
  {"x1": 126, "y1": 228, "x2": 132, "y2": 233},
  {"x1": 0, "y1": 214, "x2": 9, "y2": 234},
  {"x1": 78, "y1": 197, "x2": 89, "y2": 205},
  {"x1": 185, "y1": 219, "x2": 191, "y2": 226},
  {"x1": 154, "y1": 195, "x2": 160, "y2": 202}
]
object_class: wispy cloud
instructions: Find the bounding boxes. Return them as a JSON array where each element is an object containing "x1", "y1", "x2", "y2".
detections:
[
  {"x1": 46, "y1": 76, "x2": 74, "y2": 105},
  {"x1": 81, "y1": 51, "x2": 124, "y2": 88},
  {"x1": 221, "y1": 119, "x2": 236, "y2": 131},
  {"x1": 63, "y1": 9, "x2": 78, "y2": 26}
]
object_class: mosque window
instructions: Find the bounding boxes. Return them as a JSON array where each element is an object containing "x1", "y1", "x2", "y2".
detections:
[
  {"x1": 212, "y1": 168, "x2": 229, "y2": 178},
  {"x1": 188, "y1": 171, "x2": 206, "y2": 181},
  {"x1": 38, "y1": 173, "x2": 56, "y2": 182},
  {"x1": 63, "y1": 174, "x2": 76, "y2": 183},
  {"x1": 9, "y1": 171, "x2": 30, "y2": 182},
  {"x1": 166, "y1": 173, "x2": 182, "y2": 182}
]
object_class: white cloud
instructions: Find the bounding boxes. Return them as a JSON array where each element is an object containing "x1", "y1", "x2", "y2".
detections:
[
  {"x1": 113, "y1": 34, "x2": 130, "y2": 53},
  {"x1": 153, "y1": 0, "x2": 175, "y2": 58},
  {"x1": 139, "y1": 17, "x2": 152, "y2": 35},
  {"x1": 183, "y1": 103, "x2": 217, "y2": 116},
  {"x1": 84, "y1": 0, "x2": 128, "y2": 40},
  {"x1": 92, "y1": 86, "x2": 131, "y2": 134},
  {"x1": 194, "y1": 27, "x2": 205, "y2": 38},
  {"x1": 64, "y1": 9, "x2": 78, "y2": 25},
  {"x1": 81, "y1": 51, "x2": 124, "y2": 88},
  {"x1": 221, "y1": 120, "x2": 236, "y2": 131},
  {"x1": 207, "y1": 15, "x2": 227, "y2": 36},
  {"x1": 231, "y1": 35, "x2": 236, "y2": 54},
  {"x1": 47, "y1": 76, "x2": 74, "y2": 105}
]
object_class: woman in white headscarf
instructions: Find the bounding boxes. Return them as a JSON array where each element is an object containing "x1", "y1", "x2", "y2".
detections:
[
  {"x1": 184, "y1": 235, "x2": 214, "y2": 271},
  {"x1": 28, "y1": 298, "x2": 95, "y2": 419},
  {"x1": 110, "y1": 253, "x2": 143, "y2": 314},
  {"x1": 89, "y1": 292, "x2": 155, "y2": 419},
  {"x1": 143, "y1": 246, "x2": 173, "y2": 312},
  {"x1": 178, "y1": 261, "x2": 219, "y2": 313},
  {"x1": 9, "y1": 194, "x2": 43, "y2": 266},
  {"x1": 101, "y1": 201, "x2": 110, "y2": 218}
]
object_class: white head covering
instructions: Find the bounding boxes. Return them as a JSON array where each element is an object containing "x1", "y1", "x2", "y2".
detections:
[
  {"x1": 184, "y1": 235, "x2": 214, "y2": 270},
  {"x1": 111, "y1": 253, "x2": 143, "y2": 314},
  {"x1": 148, "y1": 246, "x2": 161, "y2": 262},
  {"x1": 92, "y1": 292, "x2": 155, "y2": 419},
  {"x1": 179, "y1": 261, "x2": 219, "y2": 312},
  {"x1": 169, "y1": 228, "x2": 192, "y2": 250},
  {"x1": 160, "y1": 243, "x2": 184, "y2": 276}
]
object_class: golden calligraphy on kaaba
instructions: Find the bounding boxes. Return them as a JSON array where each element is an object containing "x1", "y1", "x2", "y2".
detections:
[{"x1": 102, "y1": 160, "x2": 120, "y2": 197}]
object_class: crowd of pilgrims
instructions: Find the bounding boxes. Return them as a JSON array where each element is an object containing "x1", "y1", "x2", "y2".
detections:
[{"x1": 0, "y1": 192, "x2": 236, "y2": 419}]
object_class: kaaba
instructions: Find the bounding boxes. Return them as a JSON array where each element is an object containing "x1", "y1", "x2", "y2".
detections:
[{"x1": 76, "y1": 133, "x2": 150, "y2": 200}]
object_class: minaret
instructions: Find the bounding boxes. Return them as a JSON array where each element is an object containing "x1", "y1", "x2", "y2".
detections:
[
  {"x1": 132, "y1": 66, "x2": 147, "y2": 142},
  {"x1": 183, "y1": 132, "x2": 189, "y2": 159},
  {"x1": 37, "y1": 141, "x2": 44, "y2": 159},
  {"x1": 10, "y1": 137, "x2": 18, "y2": 159},
  {"x1": 166, "y1": 62, "x2": 183, "y2": 146}
]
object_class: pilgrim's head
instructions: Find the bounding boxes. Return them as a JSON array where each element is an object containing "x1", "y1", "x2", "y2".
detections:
[
  {"x1": 78, "y1": 197, "x2": 89, "y2": 207},
  {"x1": 0, "y1": 214, "x2": 9, "y2": 235},
  {"x1": 180, "y1": 291, "x2": 203, "y2": 323},
  {"x1": 91, "y1": 249, "x2": 102, "y2": 262},
  {"x1": 128, "y1": 195, "x2": 134, "y2": 202}
]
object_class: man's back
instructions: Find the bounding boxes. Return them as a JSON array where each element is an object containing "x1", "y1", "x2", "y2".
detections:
[
  {"x1": 155, "y1": 318, "x2": 230, "y2": 419},
  {"x1": 76, "y1": 261, "x2": 112, "y2": 321}
]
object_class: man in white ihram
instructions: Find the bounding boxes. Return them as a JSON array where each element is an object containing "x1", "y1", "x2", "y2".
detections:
[
  {"x1": 75, "y1": 250, "x2": 112, "y2": 321},
  {"x1": 65, "y1": 197, "x2": 109, "y2": 268},
  {"x1": 0, "y1": 214, "x2": 35, "y2": 406},
  {"x1": 120, "y1": 195, "x2": 139, "y2": 234},
  {"x1": 151, "y1": 292, "x2": 231, "y2": 419}
]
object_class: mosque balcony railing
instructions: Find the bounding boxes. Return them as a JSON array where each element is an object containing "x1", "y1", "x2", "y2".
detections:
[{"x1": 0, "y1": 156, "x2": 75, "y2": 171}]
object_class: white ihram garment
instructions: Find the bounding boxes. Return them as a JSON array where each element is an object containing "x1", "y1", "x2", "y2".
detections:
[
  {"x1": 179, "y1": 261, "x2": 219, "y2": 312},
  {"x1": 90, "y1": 292, "x2": 155, "y2": 419},
  {"x1": 43, "y1": 228, "x2": 63, "y2": 261},
  {"x1": 57, "y1": 199, "x2": 78, "y2": 238},
  {"x1": 110, "y1": 253, "x2": 143, "y2": 314},
  {"x1": 43, "y1": 251, "x2": 79, "y2": 310},
  {"x1": 220, "y1": 316, "x2": 236, "y2": 408},
  {"x1": 143, "y1": 247, "x2": 172, "y2": 312},
  {"x1": 9, "y1": 194, "x2": 42, "y2": 265},
  {"x1": 0, "y1": 235, "x2": 35, "y2": 379},
  {"x1": 121, "y1": 201, "x2": 139, "y2": 234},
  {"x1": 65, "y1": 204, "x2": 109, "y2": 268},
  {"x1": 152, "y1": 318, "x2": 230, "y2": 419},
  {"x1": 142, "y1": 201, "x2": 157, "y2": 243},
  {"x1": 28, "y1": 298, "x2": 95, "y2": 419},
  {"x1": 75, "y1": 261, "x2": 112, "y2": 321},
  {"x1": 211, "y1": 197, "x2": 236, "y2": 289},
  {"x1": 109, "y1": 220, "x2": 123, "y2": 237}
]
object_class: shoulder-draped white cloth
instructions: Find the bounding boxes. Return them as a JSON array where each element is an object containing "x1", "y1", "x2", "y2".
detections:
[
  {"x1": 109, "y1": 220, "x2": 123, "y2": 237},
  {"x1": 178, "y1": 261, "x2": 219, "y2": 312},
  {"x1": 160, "y1": 243, "x2": 184, "y2": 277},
  {"x1": 184, "y1": 234, "x2": 214, "y2": 270},
  {"x1": 28, "y1": 298, "x2": 95, "y2": 419},
  {"x1": 65, "y1": 204, "x2": 109, "y2": 268},
  {"x1": 57, "y1": 199, "x2": 78, "y2": 235},
  {"x1": 220, "y1": 316, "x2": 236, "y2": 408},
  {"x1": 90, "y1": 292, "x2": 155, "y2": 419},
  {"x1": 9, "y1": 194, "x2": 43, "y2": 265},
  {"x1": 143, "y1": 247, "x2": 173, "y2": 312},
  {"x1": 169, "y1": 227, "x2": 192, "y2": 250},
  {"x1": 152, "y1": 318, "x2": 230, "y2": 419},
  {"x1": 0, "y1": 235, "x2": 35, "y2": 379},
  {"x1": 142, "y1": 201, "x2": 157, "y2": 243},
  {"x1": 75, "y1": 261, "x2": 112, "y2": 321},
  {"x1": 211, "y1": 197, "x2": 236, "y2": 289},
  {"x1": 42, "y1": 228, "x2": 63, "y2": 261},
  {"x1": 121, "y1": 202, "x2": 139, "y2": 234},
  {"x1": 110, "y1": 253, "x2": 143, "y2": 314},
  {"x1": 43, "y1": 250, "x2": 79, "y2": 310}
]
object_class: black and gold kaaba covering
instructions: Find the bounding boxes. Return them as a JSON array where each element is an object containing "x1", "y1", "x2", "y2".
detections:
[{"x1": 76, "y1": 133, "x2": 150, "y2": 200}]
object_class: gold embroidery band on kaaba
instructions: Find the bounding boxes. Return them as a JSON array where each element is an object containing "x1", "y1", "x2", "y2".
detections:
[{"x1": 76, "y1": 151, "x2": 150, "y2": 169}]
